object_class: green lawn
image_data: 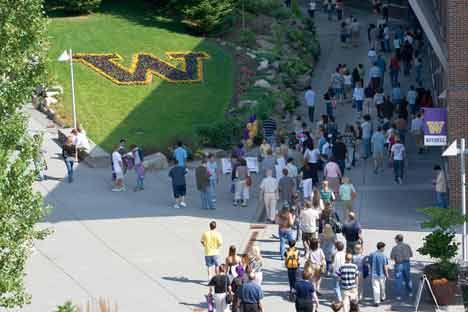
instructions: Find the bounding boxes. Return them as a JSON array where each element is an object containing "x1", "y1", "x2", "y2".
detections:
[{"x1": 48, "y1": 1, "x2": 234, "y2": 152}]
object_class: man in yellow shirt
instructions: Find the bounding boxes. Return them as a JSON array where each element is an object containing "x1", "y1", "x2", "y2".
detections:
[{"x1": 201, "y1": 221, "x2": 223, "y2": 280}]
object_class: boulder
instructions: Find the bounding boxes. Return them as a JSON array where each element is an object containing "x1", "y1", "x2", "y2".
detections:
[
  {"x1": 295, "y1": 74, "x2": 312, "y2": 91},
  {"x1": 254, "y1": 79, "x2": 272, "y2": 90},
  {"x1": 256, "y1": 38, "x2": 274, "y2": 50},
  {"x1": 144, "y1": 152, "x2": 169, "y2": 171},
  {"x1": 257, "y1": 59, "x2": 269, "y2": 71}
]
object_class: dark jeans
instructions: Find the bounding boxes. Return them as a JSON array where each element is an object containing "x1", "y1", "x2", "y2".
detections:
[
  {"x1": 394, "y1": 261, "x2": 413, "y2": 297},
  {"x1": 354, "y1": 99, "x2": 363, "y2": 112},
  {"x1": 393, "y1": 160, "x2": 404, "y2": 180},
  {"x1": 390, "y1": 70, "x2": 399, "y2": 86},
  {"x1": 436, "y1": 192, "x2": 448, "y2": 208},
  {"x1": 337, "y1": 159, "x2": 345, "y2": 176},
  {"x1": 242, "y1": 303, "x2": 259, "y2": 312},
  {"x1": 308, "y1": 106, "x2": 315, "y2": 123},
  {"x1": 288, "y1": 268, "x2": 297, "y2": 291},
  {"x1": 326, "y1": 102, "x2": 334, "y2": 118}
]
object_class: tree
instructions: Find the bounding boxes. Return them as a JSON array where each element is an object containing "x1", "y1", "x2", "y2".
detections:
[
  {"x1": 183, "y1": 0, "x2": 234, "y2": 33},
  {"x1": 0, "y1": 0, "x2": 49, "y2": 308},
  {"x1": 45, "y1": 0, "x2": 102, "y2": 14}
]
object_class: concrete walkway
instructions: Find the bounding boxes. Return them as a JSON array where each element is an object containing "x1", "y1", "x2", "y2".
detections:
[{"x1": 17, "y1": 5, "x2": 460, "y2": 312}]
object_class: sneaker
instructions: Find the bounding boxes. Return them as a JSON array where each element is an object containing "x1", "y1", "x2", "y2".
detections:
[
  {"x1": 112, "y1": 188, "x2": 123, "y2": 192},
  {"x1": 174, "y1": 204, "x2": 181, "y2": 209},
  {"x1": 241, "y1": 202, "x2": 247, "y2": 207},
  {"x1": 212, "y1": 198, "x2": 217, "y2": 203},
  {"x1": 180, "y1": 202, "x2": 187, "y2": 208},
  {"x1": 398, "y1": 177, "x2": 403, "y2": 184},
  {"x1": 396, "y1": 296, "x2": 402, "y2": 301}
]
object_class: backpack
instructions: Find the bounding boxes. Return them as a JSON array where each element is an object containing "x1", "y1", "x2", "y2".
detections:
[{"x1": 285, "y1": 248, "x2": 299, "y2": 269}]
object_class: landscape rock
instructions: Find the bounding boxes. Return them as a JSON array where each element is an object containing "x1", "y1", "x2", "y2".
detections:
[
  {"x1": 144, "y1": 152, "x2": 169, "y2": 171},
  {"x1": 246, "y1": 52, "x2": 257, "y2": 59},
  {"x1": 257, "y1": 59, "x2": 269, "y2": 71},
  {"x1": 295, "y1": 74, "x2": 312, "y2": 91},
  {"x1": 236, "y1": 46, "x2": 243, "y2": 51},
  {"x1": 254, "y1": 79, "x2": 272, "y2": 90},
  {"x1": 256, "y1": 38, "x2": 274, "y2": 50},
  {"x1": 238, "y1": 100, "x2": 258, "y2": 109}
]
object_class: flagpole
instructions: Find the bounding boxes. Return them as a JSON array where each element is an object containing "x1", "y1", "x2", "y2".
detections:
[{"x1": 69, "y1": 48, "x2": 77, "y2": 129}]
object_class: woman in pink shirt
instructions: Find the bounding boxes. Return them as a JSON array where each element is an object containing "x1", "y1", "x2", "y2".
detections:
[{"x1": 324, "y1": 156, "x2": 342, "y2": 194}]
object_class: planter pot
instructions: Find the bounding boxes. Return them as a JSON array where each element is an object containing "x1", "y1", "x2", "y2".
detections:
[{"x1": 430, "y1": 280, "x2": 457, "y2": 305}]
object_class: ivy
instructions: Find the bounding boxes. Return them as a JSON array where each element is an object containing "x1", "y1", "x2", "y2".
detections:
[{"x1": 0, "y1": 0, "x2": 49, "y2": 308}]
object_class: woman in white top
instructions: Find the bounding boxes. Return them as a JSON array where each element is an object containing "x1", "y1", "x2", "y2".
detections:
[
  {"x1": 343, "y1": 70, "x2": 353, "y2": 100},
  {"x1": 307, "y1": 238, "x2": 326, "y2": 294}
]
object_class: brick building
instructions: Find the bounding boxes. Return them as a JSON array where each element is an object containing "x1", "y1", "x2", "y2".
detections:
[{"x1": 407, "y1": 0, "x2": 468, "y2": 207}]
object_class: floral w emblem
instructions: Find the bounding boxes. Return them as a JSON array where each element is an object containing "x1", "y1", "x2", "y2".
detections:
[
  {"x1": 426, "y1": 121, "x2": 445, "y2": 135},
  {"x1": 73, "y1": 52, "x2": 210, "y2": 85}
]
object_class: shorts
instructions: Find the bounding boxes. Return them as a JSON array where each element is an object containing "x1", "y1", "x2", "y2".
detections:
[
  {"x1": 173, "y1": 184, "x2": 186, "y2": 198},
  {"x1": 302, "y1": 232, "x2": 317, "y2": 242},
  {"x1": 373, "y1": 151, "x2": 384, "y2": 160},
  {"x1": 205, "y1": 255, "x2": 220, "y2": 267},
  {"x1": 115, "y1": 171, "x2": 124, "y2": 180}
]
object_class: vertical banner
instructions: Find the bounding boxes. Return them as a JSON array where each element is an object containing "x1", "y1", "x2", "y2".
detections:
[{"x1": 423, "y1": 108, "x2": 447, "y2": 146}]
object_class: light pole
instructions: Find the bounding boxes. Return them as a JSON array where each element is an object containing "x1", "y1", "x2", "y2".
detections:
[
  {"x1": 58, "y1": 49, "x2": 77, "y2": 129},
  {"x1": 443, "y1": 138, "x2": 467, "y2": 262}
]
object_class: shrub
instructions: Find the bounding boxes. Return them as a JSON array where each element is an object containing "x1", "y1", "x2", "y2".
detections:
[
  {"x1": 46, "y1": 0, "x2": 102, "y2": 14},
  {"x1": 183, "y1": 0, "x2": 234, "y2": 33},
  {"x1": 271, "y1": 6, "x2": 292, "y2": 20},
  {"x1": 243, "y1": 0, "x2": 281, "y2": 15},
  {"x1": 195, "y1": 119, "x2": 242, "y2": 150},
  {"x1": 239, "y1": 28, "x2": 256, "y2": 47},
  {"x1": 55, "y1": 301, "x2": 77, "y2": 312}
]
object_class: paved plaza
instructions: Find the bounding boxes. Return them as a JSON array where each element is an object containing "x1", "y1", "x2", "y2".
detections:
[{"x1": 20, "y1": 5, "x2": 463, "y2": 312}]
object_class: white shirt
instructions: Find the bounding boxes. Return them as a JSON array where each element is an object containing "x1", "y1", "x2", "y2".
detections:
[
  {"x1": 286, "y1": 163, "x2": 298, "y2": 178},
  {"x1": 305, "y1": 89, "x2": 316, "y2": 107},
  {"x1": 333, "y1": 251, "x2": 346, "y2": 274},
  {"x1": 344, "y1": 74, "x2": 352, "y2": 85},
  {"x1": 352, "y1": 87, "x2": 364, "y2": 101},
  {"x1": 304, "y1": 148, "x2": 320, "y2": 163},
  {"x1": 112, "y1": 151, "x2": 123, "y2": 173},
  {"x1": 309, "y1": 1, "x2": 316, "y2": 9},
  {"x1": 300, "y1": 208, "x2": 320, "y2": 233},
  {"x1": 407, "y1": 90, "x2": 417, "y2": 105},
  {"x1": 368, "y1": 49, "x2": 377, "y2": 58},
  {"x1": 373, "y1": 93, "x2": 384, "y2": 105},
  {"x1": 260, "y1": 176, "x2": 278, "y2": 193},
  {"x1": 361, "y1": 121, "x2": 372, "y2": 139},
  {"x1": 391, "y1": 143, "x2": 405, "y2": 160}
]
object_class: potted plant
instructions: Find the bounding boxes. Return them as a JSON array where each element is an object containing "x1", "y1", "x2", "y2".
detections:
[{"x1": 417, "y1": 207, "x2": 468, "y2": 305}]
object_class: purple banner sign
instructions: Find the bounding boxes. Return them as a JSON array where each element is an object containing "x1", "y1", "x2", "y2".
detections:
[{"x1": 422, "y1": 108, "x2": 447, "y2": 146}]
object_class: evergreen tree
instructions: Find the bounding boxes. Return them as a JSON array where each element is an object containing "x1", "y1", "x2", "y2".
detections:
[{"x1": 0, "y1": 0, "x2": 49, "y2": 308}]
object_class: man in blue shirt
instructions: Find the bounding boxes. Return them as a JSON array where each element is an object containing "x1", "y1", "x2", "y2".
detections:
[
  {"x1": 295, "y1": 271, "x2": 320, "y2": 311},
  {"x1": 237, "y1": 272, "x2": 264, "y2": 312},
  {"x1": 369, "y1": 242, "x2": 389, "y2": 307},
  {"x1": 391, "y1": 83, "x2": 403, "y2": 106},
  {"x1": 174, "y1": 141, "x2": 187, "y2": 167},
  {"x1": 376, "y1": 55, "x2": 386, "y2": 88}
]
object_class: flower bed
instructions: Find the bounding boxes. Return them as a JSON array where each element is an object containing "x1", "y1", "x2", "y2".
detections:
[{"x1": 73, "y1": 52, "x2": 210, "y2": 85}]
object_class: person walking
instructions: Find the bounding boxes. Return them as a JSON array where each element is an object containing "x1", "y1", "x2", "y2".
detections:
[
  {"x1": 295, "y1": 270, "x2": 320, "y2": 312},
  {"x1": 207, "y1": 153, "x2": 219, "y2": 203},
  {"x1": 391, "y1": 82, "x2": 403, "y2": 107},
  {"x1": 369, "y1": 242, "x2": 389, "y2": 307},
  {"x1": 307, "y1": 238, "x2": 326, "y2": 293},
  {"x1": 376, "y1": 55, "x2": 386, "y2": 88},
  {"x1": 342, "y1": 212, "x2": 362, "y2": 254},
  {"x1": 260, "y1": 169, "x2": 279, "y2": 223},
  {"x1": 361, "y1": 114, "x2": 372, "y2": 159},
  {"x1": 226, "y1": 245, "x2": 242, "y2": 282},
  {"x1": 337, "y1": 253, "x2": 359, "y2": 312},
  {"x1": 263, "y1": 117, "x2": 277, "y2": 148},
  {"x1": 371, "y1": 126, "x2": 386, "y2": 174},
  {"x1": 62, "y1": 136, "x2": 76, "y2": 184},
  {"x1": 261, "y1": 149, "x2": 276, "y2": 178},
  {"x1": 278, "y1": 168, "x2": 296, "y2": 207},
  {"x1": 173, "y1": 141, "x2": 187, "y2": 167},
  {"x1": 168, "y1": 163, "x2": 188, "y2": 209},
  {"x1": 237, "y1": 272, "x2": 265, "y2": 312},
  {"x1": 201, "y1": 221, "x2": 223, "y2": 281},
  {"x1": 129, "y1": 144, "x2": 145, "y2": 191},
  {"x1": 249, "y1": 246, "x2": 264, "y2": 285},
  {"x1": 234, "y1": 158, "x2": 250, "y2": 207},
  {"x1": 406, "y1": 85, "x2": 418, "y2": 116},
  {"x1": 330, "y1": 68, "x2": 344, "y2": 104},
  {"x1": 324, "y1": 157, "x2": 342, "y2": 195},
  {"x1": 196, "y1": 159, "x2": 214, "y2": 210},
  {"x1": 277, "y1": 207, "x2": 295, "y2": 260},
  {"x1": 369, "y1": 62, "x2": 381, "y2": 93},
  {"x1": 391, "y1": 138, "x2": 405, "y2": 184},
  {"x1": 434, "y1": 165, "x2": 448, "y2": 208},
  {"x1": 208, "y1": 264, "x2": 231, "y2": 312},
  {"x1": 300, "y1": 161, "x2": 316, "y2": 200},
  {"x1": 373, "y1": 88, "x2": 384, "y2": 118},
  {"x1": 343, "y1": 125, "x2": 356, "y2": 170},
  {"x1": 389, "y1": 54, "x2": 401, "y2": 87},
  {"x1": 305, "y1": 87, "x2": 316, "y2": 123},
  {"x1": 415, "y1": 57, "x2": 423, "y2": 85},
  {"x1": 352, "y1": 244, "x2": 367, "y2": 301},
  {"x1": 308, "y1": 0, "x2": 317, "y2": 18},
  {"x1": 320, "y1": 224, "x2": 337, "y2": 276},
  {"x1": 332, "y1": 136, "x2": 347, "y2": 175},
  {"x1": 339, "y1": 177, "x2": 357, "y2": 215},
  {"x1": 352, "y1": 81, "x2": 365, "y2": 114},
  {"x1": 285, "y1": 239, "x2": 300, "y2": 297},
  {"x1": 350, "y1": 18, "x2": 360, "y2": 47},
  {"x1": 332, "y1": 241, "x2": 346, "y2": 302},
  {"x1": 395, "y1": 114, "x2": 408, "y2": 145},
  {"x1": 411, "y1": 113, "x2": 424, "y2": 154},
  {"x1": 390, "y1": 234, "x2": 413, "y2": 300},
  {"x1": 111, "y1": 144, "x2": 126, "y2": 191},
  {"x1": 301, "y1": 201, "x2": 321, "y2": 258}
]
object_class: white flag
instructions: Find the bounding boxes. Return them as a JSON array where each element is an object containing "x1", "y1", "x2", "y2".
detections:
[{"x1": 58, "y1": 50, "x2": 71, "y2": 62}]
